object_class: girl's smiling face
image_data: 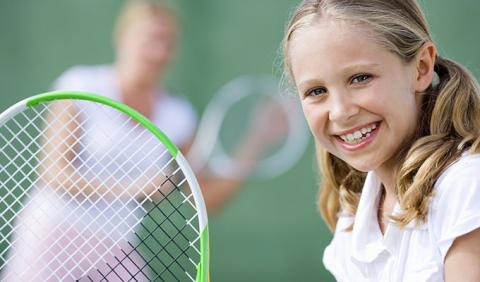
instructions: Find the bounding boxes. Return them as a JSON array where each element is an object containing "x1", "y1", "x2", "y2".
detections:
[{"x1": 289, "y1": 19, "x2": 421, "y2": 173}]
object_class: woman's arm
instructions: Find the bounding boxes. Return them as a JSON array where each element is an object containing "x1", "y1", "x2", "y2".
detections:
[
  {"x1": 183, "y1": 101, "x2": 288, "y2": 214},
  {"x1": 39, "y1": 100, "x2": 168, "y2": 200}
]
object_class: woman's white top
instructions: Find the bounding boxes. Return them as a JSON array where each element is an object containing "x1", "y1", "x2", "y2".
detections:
[
  {"x1": 323, "y1": 153, "x2": 480, "y2": 282},
  {"x1": 53, "y1": 64, "x2": 197, "y2": 146}
]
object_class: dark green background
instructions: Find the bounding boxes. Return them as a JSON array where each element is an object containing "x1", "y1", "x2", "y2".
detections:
[{"x1": 0, "y1": 1, "x2": 478, "y2": 281}]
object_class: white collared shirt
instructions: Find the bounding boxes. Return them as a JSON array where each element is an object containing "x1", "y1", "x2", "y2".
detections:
[{"x1": 323, "y1": 153, "x2": 480, "y2": 282}]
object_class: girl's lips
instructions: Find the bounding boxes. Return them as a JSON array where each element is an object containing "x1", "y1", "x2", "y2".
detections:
[{"x1": 335, "y1": 122, "x2": 381, "y2": 151}]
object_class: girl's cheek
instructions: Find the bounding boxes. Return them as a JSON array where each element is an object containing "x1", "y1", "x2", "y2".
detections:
[{"x1": 302, "y1": 109, "x2": 317, "y2": 131}]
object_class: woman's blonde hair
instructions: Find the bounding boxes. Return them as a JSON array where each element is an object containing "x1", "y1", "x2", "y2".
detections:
[
  {"x1": 114, "y1": 0, "x2": 177, "y2": 42},
  {"x1": 283, "y1": 0, "x2": 480, "y2": 231}
]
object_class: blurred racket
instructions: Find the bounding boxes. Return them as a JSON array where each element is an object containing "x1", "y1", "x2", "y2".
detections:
[
  {"x1": 0, "y1": 92, "x2": 209, "y2": 281},
  {"x1": 188, "y1": 75, "x2": 309, "y2": 180}
]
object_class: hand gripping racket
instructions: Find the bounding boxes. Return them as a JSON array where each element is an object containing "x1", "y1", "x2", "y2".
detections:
[{"x1": 0, "y1": 92, "x2": 209, "y2": 281}]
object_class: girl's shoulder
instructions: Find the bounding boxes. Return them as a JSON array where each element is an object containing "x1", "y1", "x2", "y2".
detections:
[
  {"x1": 435, "y1": 152, "x2": 480, "y2": 190},
  {"x1": 431, "y1": 152, "x2": 480, "y2": 216},
  {"x1": 429, "y1": 152, "x2": 480, "y2": 262}
]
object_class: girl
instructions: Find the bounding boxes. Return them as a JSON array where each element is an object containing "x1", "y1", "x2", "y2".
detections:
[{"x1": 283, "y1": 0, "x2": 480, "y2": 281}]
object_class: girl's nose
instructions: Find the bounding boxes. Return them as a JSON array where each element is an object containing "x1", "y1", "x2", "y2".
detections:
[{"x1": 328, "y1": 91, "x2": 360, "y2": 123}]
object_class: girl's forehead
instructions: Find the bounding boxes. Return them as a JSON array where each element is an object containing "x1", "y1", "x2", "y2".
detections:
[
  {"x1": 288, "y1": 19, "x2": 405, "y2": 86},
  {"x1": 289, "y1": 18, "x2": 381, "y2": 61},
  {"x1": 292, "y1": 17, "x2": 375, "y2": 45}
]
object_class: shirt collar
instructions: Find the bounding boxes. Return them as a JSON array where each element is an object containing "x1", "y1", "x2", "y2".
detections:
[
  {"x1": 351, "y1": 171, "x2": 387, "y2": 263},
  {"x1": 350, "y1": 171, "x2": 427, "y2": 263}
]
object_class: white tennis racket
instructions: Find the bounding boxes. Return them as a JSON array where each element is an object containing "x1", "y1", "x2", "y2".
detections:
[
  {"x1": 188, "y1": 75, "x2": 309, "y2": 180},
  {"x1": 0, "y1": 92, "x2": 209, "y2": 281}
]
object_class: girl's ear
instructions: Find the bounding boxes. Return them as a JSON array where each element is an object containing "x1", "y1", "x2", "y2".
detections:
[{"x1": 415, "y1": 42, "x2": 437, "y2": 93}]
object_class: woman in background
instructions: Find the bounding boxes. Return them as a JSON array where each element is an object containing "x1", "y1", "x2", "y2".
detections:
[
  {"x1": 3, "y1": 0, "x2": 280, "y2": 280},
  {"x1": 53, "y1": 0, "x2": 274, "y2": 217}
]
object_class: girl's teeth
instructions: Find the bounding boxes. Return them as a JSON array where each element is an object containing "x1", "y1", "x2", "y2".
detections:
[{"x1": 340, "y1": 123, "x2": 377, "y2": 144}]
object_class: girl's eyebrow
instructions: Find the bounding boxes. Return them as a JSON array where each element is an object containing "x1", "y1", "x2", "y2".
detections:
[
  {"x1": 297, "y1": 78, "x2": 325, "y2": 92},
  {"x1": 341, "y1": 62, "x2": 381, "y2": 74}
]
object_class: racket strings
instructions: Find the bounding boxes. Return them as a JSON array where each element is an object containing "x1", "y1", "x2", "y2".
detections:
[
  {"x1": 42, "y1": 104, "x2": 197, "y2": 280},
  {"x1": 38, "y1": 104, "x2": 148, "y2": 192},
  {"x1": 81, "y1": 176, "x2": 200, "y2": 281},
  {"x1": 94, "y1": 186, "x2": 199, "y2": 281},
  {"x1": 0, "y1": 105, "x2": 146, "y2": 278},
  {"x1": 0, "y1": 101, "x2": 202, "y2": 281},
  {"x1": 2, "y1": 106, "x2": 146, "y2": 249},
  {"x1": 0, "y1": 108, "x2": 49, "y2": 263},
  {"x1": 0, "y1": 110, "x2": 43, "y2": 209},
  {"x1": 15, "y1": 150, "x2": 191, "y2": 280}
]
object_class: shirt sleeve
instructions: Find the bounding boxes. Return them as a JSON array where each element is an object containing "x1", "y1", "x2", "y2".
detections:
[
  {"x1": 51, "y1": 65, "x2": 90, "y2": 91},
  {"x1": 429, "y1": 153, "x2": 480, "y2": 262},
  {"x1": 171, "y1": 97, "x2": 197, "y2": 146},
  {"x1": 154, "y1": 95, "x2": 198, "y2": 148}
]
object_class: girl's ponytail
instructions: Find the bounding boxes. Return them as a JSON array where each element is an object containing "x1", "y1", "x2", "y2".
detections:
[{"x1": 394, "y1": 56, "x2": 480, "y2": 226}]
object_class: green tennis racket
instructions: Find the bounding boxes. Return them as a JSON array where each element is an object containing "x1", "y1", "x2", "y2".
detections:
[{"x1": 0, "y1": 92, "x2": 209, "y2": 281}]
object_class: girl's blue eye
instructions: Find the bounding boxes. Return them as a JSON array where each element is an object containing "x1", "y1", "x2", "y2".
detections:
[
  {"x1": 351, "y1": 74, "x2": 371, "y2": 84},
  {"x1": 306, "y1": 87, "x2": 327, "y2": 97}
]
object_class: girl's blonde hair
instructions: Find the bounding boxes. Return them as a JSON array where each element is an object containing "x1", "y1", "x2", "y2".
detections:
[
  {"x1": 283, "y1": 0, "x2": 480, "y2": 231},
  {"x1": 114, "y1": 0, "x2": 177, "y2": 42}
]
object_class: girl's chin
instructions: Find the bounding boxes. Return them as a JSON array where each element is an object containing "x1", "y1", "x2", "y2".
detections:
[
  {"x1": 339, "y1": 157, "x2": 377, "y2": 172},
  {"x1": 323, "y1": 148, "x2": 379, "y2": 172}
]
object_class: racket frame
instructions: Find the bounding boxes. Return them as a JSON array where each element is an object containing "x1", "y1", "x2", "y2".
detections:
[{"x1": 0, "y1": 91, "x2": 210, "y2": 282}]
